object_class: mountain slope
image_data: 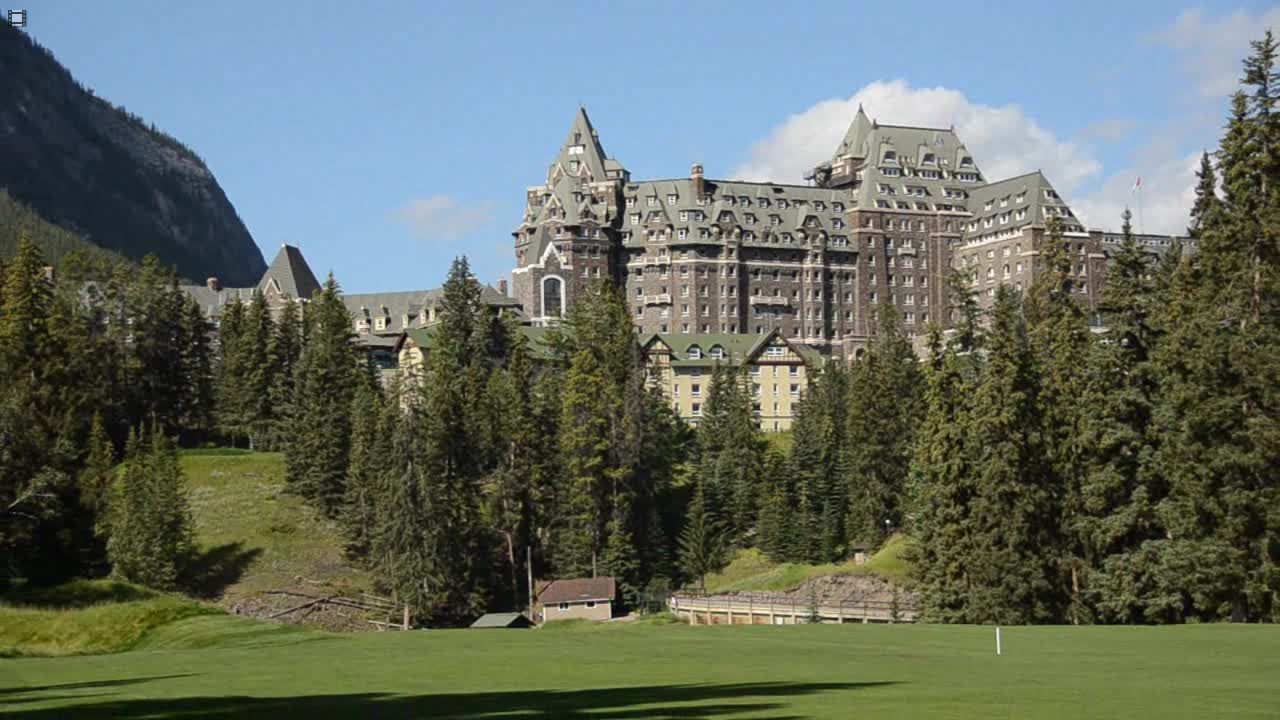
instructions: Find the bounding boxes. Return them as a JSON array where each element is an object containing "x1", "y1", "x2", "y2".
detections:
[{"x1": 0, "y1": 22, "x2": 266, "y2": 285}]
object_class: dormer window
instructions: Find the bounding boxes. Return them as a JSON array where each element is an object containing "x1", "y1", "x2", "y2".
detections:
[
  {"x1": 883, "y1": 150, "x2": 897, "y2": 162},
  {"x1": 667, "y1": 194, "x2": 678, "y2": 205},
  {"x1": 709, "y1": 345, "x2": 725, "y2": 360},
  {"x1": 960, "y1": 156, "x2": 974, "y2": 167},
  {"x1": 922, "y1": 152, "x2": 936, "y2": 164},
  {"x1": 688, "y1": 345, "x2": 702, "y2": 359},
  {"x1": 647, "y1": 196, "x2": 657, "y2": 206},
  {"x1": 569, "y1": 161, "x2": 580, "y2": 172},
  {"x1": 833, "y1": 202, "x2": 844, "y2": 212},
  {"x1": 626, "y1": 197, "x2": 635, "y2": 207},
  {"x1": 568, "y1": 144, "x2": 585, "y2": 155}
]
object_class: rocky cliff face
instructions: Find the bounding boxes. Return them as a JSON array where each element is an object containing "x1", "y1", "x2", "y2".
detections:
[{"x1": 0, "y1": 22, "x2": 266, "y2": 285}]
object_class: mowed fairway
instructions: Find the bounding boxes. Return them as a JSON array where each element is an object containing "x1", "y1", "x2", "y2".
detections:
[{"x1": 2, "y1": 619, "x2": 1277, "y2": 718}]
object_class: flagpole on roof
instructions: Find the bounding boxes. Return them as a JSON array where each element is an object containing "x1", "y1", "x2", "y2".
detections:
[{"x1": 1131, "y1": 176, "x2": 1145, "y2": 236}]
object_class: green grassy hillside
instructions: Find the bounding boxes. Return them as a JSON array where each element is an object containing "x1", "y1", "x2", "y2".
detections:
[
  {"x1": 181, "y1": 450, "x2": 370, "y2": 603},
  {"x1": 0, "y1": 581, "x2": 220, "y2": 658},
  {"x1": 703, "y1": 534, "x2": 912, "y2": 594},
  {"x1": 3, "y1": 620, "x2": 1276, "y2": 718}
]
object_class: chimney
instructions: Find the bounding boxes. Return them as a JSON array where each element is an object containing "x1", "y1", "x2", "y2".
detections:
[
  {"x1": 206, "y1": 277, "x2": 221, "y2": 292},
  {"x1": 691, "y1": 163, "x2": 705, "y2": 201},
  {"x1": 497, "y1": 278, "x2": 509, "y2": 296}
]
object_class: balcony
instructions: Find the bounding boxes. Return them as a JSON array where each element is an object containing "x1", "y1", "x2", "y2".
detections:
[
  {"x1": 644, "y1": 294, "x2": 673, "y2": 305},
  {"x1": 748, "y1": 296, "x2": 790, "y2": 307}
]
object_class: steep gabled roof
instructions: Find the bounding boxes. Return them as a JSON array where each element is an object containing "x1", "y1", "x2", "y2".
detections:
[
  {"x1": 257, "y1": 244, "x2": 321, "y2": 301},
  {"x1": 554, "y1": 107, "x2": 611, "y2": 183}
]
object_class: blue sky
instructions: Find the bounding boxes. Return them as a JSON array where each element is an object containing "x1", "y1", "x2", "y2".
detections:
[{"x1": 17, "y1": 1, "x2": 1280, "y2": 292}]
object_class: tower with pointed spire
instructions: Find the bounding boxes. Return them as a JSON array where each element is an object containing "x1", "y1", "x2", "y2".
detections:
[{"x1": 511, "y1": 107, "x2": 629, "y2": 325}]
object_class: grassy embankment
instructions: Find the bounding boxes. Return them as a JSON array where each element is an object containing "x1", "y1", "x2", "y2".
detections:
[{"x1": 702, "y1": 534, "x2": 912, "y2": 594}]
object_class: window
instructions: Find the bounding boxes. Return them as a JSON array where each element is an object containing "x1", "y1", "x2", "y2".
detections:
[
  {"x1": 667, "y1": 194, "x2": 678, "y2": 205},
  {"x1": 569, "y1": 161, "x2": 579, "y2": 172},
  {"x1": 691, "y1": 403, "x2": 701, "y2": 416},
  {"x1": 586, "y1": 601, "x2": 597, "y2": 609},
  {"x1": 558, "y1": 602, "x2": 569, "y2": 611},
  {"x1": 790, "y1": 384, "x2": 799, "y2": 397},
  {"x1": 710, "y1": 345, "x2": 725, "y2": 359},
  {"x1": 688, "y1": 345, "x2": 702, "y2": 359}
]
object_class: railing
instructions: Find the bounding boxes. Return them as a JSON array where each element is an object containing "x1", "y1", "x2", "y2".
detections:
[
  {"x1": 748, "y1": 296, "x2": 790, "y2": 306},
  {"x1": 669, "y1": 592, "x2": 917, "y2": 625}
]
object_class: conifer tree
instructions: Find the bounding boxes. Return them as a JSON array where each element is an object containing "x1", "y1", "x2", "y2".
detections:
[
  {"x1": 556, "y1": 348, "x2": 610, "y2": 577},
  {"x1": 788, "y1": 361, "x2": 848, "y2": 562},
  {"x1": 964, "y1": 286, "x2": 1063, "y2": 623},
  {"x1": 1025, "y1": 215, "x2": 1093, "y2": 622},
  {"x1": 413, "y1": 257, "x2": 494, "y2": 623},
  {"x1": 696, "y1": 362, "x2": 765, "y2": 546},
  {"x1": 342, "y1": 375, "x2": 387, "y2": 560},
  {"x1": 677, "y1": 481, "x2": 727, "y2": 592},
  {"x1": 285, "y1": 275, "x2": 358, "y2": 516},
  {"x1": 846, "y1": 303, "x2": 924, "y2": 547},
  {"x1": 908, "y1": 327, "x2": 978, "y2": 622},
  {"x1": 1078, "y1": 210, "x2": 1164, "y2": 623},
  {"x1": 107, "y1": 427, "x2": 193, "y2": 590},
  {"x1": 265, "y1": 298, "x2": 304, "y2": 449},
  {"x1": 755, "y1": 449, "x2": 795, "y2": 562}
]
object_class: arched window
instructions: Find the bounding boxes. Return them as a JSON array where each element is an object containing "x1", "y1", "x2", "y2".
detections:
[
  {"x1": 687, "y1": 344, "x2": 702, "y2": 359},
  {"x1": 709, "y1": 345, "x2": 725, "y2": 360},
  {"x1": 541, "y1": 276, "x2": 564, "y2": 319}
]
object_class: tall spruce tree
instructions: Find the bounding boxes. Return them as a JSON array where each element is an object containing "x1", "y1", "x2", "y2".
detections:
[
  {"x1": 1025, "y1": 215, "x2": 1093, "y2": 623},
  {"x1": 908, "y1": 327, "x2": 979, "y2": 622},
  {"x1": 677, "y1": 481, "x2": 728, "y2": 591},
  {"x1": 285, "y1": 275, "x2": 358, "y2": 516},
  {"x1": 846, "y1": 303, "x2": 925, "y2": 547},
  {"x1": 788, "y1": 361, "x2": 849, "y2": 562},
  {"x1": 1078, "y1": 210, "x2": 1165, "y2": 623},
  {"x1": 1145, "y1": 36, "x2": 1280, "y2": 621},
  {"x1": 412, "y1": 257, "x2": 495, "y2": 623},
  {"x1": 965, "y1": 286, "x2": 1063, "y2": 623},
  {"x1": 696, "y1": 362, "x2": 765, "y2": 546}
]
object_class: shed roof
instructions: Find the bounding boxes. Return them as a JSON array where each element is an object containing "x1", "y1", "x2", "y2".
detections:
[
  {"x1": 470, "y1": 612, "x2": 531, "y2": 628},
  {"x1": 537, "y1": 577, "x2": 616, "y2": 604}
]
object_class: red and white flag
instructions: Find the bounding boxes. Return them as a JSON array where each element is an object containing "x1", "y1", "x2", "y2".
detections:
[{"x1": 1131, "y1": 176, "x2": 1142, "y2": 193}]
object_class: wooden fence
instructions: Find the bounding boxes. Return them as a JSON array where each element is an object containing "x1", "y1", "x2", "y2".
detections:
[{"x1": 669, "y1": 592, "x2": 918, "y2": 625}]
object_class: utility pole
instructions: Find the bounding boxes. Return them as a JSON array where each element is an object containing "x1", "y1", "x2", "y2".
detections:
[{"x1": 526, "y1": 544, "x2": 535, "y2": 621}]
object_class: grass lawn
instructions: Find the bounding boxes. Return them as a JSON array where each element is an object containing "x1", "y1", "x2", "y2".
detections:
[
  {"x1": 703, "y1": 535, "x2": 913, "y2": 594},
  {"x1": 1, "y1": 618, "x2": 1276, "y2": 718},
  {"x1": 180, "y1": 450, "x2": 369, "y2": 601}
]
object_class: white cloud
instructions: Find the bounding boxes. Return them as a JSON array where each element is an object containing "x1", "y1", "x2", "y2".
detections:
[
  {"x1": 731, "y1": 80, "x2": 1101, "y2": 195},
  {"x1": 1146, "y1": 6, "x2": 1280, "y2": 98},
  {"x1": 1072, "y1": 152, "x2": 1202, "y2": 237},
  {"x1": 394, "y1": 195, "x2": 496, "y2": 241},
  {"x1": 731, "y1": 79, "x2": 1198, "y2": 235}
]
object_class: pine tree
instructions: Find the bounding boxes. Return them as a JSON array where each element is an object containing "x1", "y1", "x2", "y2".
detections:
[
  {"x1": 1025, "y1": 215, "x2": 1093, "y2": 623},
  {"x1": 846, "y1": 303, "x2": 925, "y2": 547},
  {"x1": 178, "y1": 298, "x2": 214, "y2": 438},
  {"x1": 1145, "y1": 37, "x2": 1280, "y2": 621},
  {"x1": 413, "y1": 257, "x2": 495, "y2": 623},
  {"x1": 696, "y1": 363, "x2": 765, "y2": 546},
  {"x1": 285, "y1": 275, "x2": 358, "y2": 516},
  {"x1": 214, "y1": 298, "x2": 249, "y2": 446},
  {"x1": 106, "y1": 427, "x2": 193, "y2": 590},
  {"x1": 556, "y1": 348, "x2": 610, "y2": 577},
  {"x1": 788, "y1": 361, "x2": 849, "y2": 562},
  {"x1": 342, "y1": 375, "x2": 387, "y2": 560},
  {"x1": 241, "y1": 291, "x2": 274, "y2": 450},
  {"x1": 265, "y1": 298, "x2": 304, "y2": 450},
  {"x1": 1078, "y1": 209, "x2": 1164, "y2": 623},
  {"x1": 964, "y1": 286, "x2": 1063, "y2": 624},
  {"x1": 678, "y1": 481, "x2": 728, "y2": 592},
  {"x1": 908, "y1": 327, "x2": 979, "y2": 622},
  {"x1": 755, "y1": 449, "x2": 795, "y2": 562}
]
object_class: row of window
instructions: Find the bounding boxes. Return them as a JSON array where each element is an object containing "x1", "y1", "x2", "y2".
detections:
[{"x1": 629, "y1": 194, "x2": 846, "y2": 213}]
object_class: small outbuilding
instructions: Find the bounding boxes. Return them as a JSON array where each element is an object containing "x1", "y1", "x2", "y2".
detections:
[
  {"x1": 536, "y1": 577, "x2": 616, "y2": 623},
  {"x1": 469, "y1": 612, "x2": 532, "y2": 629}
]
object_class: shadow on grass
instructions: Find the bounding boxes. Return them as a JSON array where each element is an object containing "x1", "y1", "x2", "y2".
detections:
[
  {"x1": 179, "y1": 542, "x2": 263, "y2": 599},
  {"x1": 2, "y1": 680, "x2": 899, "y2": 718},
  {"x1": 2, "y1": 581, "x2": 160, "y2": 608}
]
